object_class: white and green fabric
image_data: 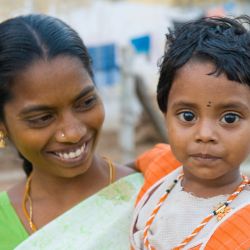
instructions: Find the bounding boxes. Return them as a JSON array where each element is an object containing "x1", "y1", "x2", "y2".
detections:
[{"x1": 15, "y1": 173, "x2": 143, "y2": 250}]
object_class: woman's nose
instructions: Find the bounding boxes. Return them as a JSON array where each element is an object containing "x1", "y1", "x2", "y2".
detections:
[
  {"x1": 55, "y1": 115, "x2": 87, "y2": 143},
  {"x1": 194, "y1": 119, "x2": 218, "y2": 144}
]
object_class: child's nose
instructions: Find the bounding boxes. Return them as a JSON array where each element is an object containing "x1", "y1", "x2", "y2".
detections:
[{"x1": 194, "y1": 119, "x2": 218, "y2": 144}]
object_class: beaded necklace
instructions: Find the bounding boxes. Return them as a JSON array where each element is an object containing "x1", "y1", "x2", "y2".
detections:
[{"x1": 143, "y1": 174, "x2": 249, "y2": 250}]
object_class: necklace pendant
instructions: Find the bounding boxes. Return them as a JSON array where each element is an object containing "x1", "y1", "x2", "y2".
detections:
[{"x1": 214, "y1": 203, "x2": 231, "y2": 221}]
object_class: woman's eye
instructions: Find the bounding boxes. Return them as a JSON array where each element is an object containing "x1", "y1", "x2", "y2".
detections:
[
  {"x1": 221, "y1": 113, "x2": 240, "y2": 124},
  {"x1": 27, "y1": 114, "x2": 54, "y2": 127},
  {"x1": 76, "y1": 96, "x2": 97, "y2": 110},
  {"x1": 177, "y1": 111, "x2": 196, "y2": 122}
]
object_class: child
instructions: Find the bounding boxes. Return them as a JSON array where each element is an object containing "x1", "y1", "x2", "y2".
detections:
[{"x1": 130, "y1": 16, "x2": 250, "y2": 249}]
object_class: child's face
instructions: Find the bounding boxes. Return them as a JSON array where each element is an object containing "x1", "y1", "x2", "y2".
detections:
[
  {"x1": 165, "y1": 61, "x2": 250, "y2": 183},
  {"x1": 0, "y1": 56, "x2": 105, "y2": 178}
]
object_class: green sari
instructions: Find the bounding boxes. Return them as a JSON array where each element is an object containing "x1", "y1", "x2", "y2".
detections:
[
  {"x1": 0, "y1": 192, "x2": 29, "y2": 250},
  {"x1": 15, "y1": 173, "x2": 143, "y2": 250}
]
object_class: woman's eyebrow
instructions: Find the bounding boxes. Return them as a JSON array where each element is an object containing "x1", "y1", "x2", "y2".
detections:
[
  {"x1": 18, "y1": 85, "x2": 96, "y2": 116},
  {"x1": 74, "y1": 85, "x2": 95, "y2": 102},
  {"x1": 19, "y1": 105, "x2": 53, "y2": 116}
]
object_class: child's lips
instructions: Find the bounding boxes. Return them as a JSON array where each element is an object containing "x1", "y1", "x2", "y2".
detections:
[
  {"x1": 190, "y1": 153, "x2": 221, "y2": 164},
  {"x1": 191, "y1": 153, "x2": 221, "y2": 160}
]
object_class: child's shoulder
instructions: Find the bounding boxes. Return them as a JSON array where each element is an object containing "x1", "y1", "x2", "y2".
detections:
[
  {"x1": 136, "y1": 143, "x2": 180, "y2": 174},
  {"x1": 135, "y1": 143, "x2": 181, "y2": 203}
]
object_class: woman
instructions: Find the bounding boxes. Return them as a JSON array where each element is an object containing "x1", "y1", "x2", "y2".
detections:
[{"x1": 0, "y1": 14, "x2": 144, "y2": 250}]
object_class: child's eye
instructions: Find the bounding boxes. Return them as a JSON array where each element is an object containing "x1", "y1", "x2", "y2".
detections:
[
  {"x1": 26, "y1": 114, "x2": 54, "y2": 128},
  {"x1": 76, "y1": 95, "x2": 97, "y2": 111},
  {"x1": 177, "y1": 111, "x2": 196, "y2": 122},
  {"x1": 220, "y1": 113, "x2": 240, "y2": 124}
]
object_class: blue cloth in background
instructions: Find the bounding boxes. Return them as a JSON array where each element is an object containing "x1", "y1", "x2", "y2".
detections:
[
  {"x1": 130, "y1": 34, "x2": 150, "y2": 54},
  {"x1": 88, "y1": 44, "x2": 119, "y2": 86},
  {"x1": 87, "y1": 36, "x2": 151, "y2": 86},
  {"x1": 88, "y1": 44, "x2": 118, "y2": 71}
]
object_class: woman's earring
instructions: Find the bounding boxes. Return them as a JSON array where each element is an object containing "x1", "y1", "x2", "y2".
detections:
[{"x1": 0, "y1": 131, "x2": 6, "y2": 148}]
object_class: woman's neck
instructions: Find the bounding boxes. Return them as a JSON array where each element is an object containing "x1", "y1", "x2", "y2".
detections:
[{"x1": 30, "y1": 155, "x2": 109, "y2": 205}]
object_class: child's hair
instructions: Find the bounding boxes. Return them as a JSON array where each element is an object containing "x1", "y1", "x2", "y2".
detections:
[
  {"x1": 0, "y1": 14, "x2": 94, "y2": 176},
  {"x1": 157, "y1": 15, "x2": 250, "y2": 113}
]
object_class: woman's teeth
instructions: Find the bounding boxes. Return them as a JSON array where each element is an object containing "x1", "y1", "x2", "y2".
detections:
[{"x1": 57, "y1": 144, "x2": 85, "y2": 160}]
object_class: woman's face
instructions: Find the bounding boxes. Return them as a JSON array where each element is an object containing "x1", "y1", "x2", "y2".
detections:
[{"x1": 1, "y1": 56, "x2": 105, "y2": 178}]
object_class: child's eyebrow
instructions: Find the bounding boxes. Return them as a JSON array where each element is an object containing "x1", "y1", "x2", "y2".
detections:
[
  {"x1": 217, "y1": 102, "x2": 249, "y2": 111},
  {"x1": 171, "y1": 101, "x2": 197, "y2": 109},
  {"x1": 171, "y1": 101, "x2": 249, "y2": 112}
]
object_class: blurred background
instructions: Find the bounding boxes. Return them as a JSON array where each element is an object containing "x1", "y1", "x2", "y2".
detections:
[{"x1": 0, "y1": 0, "x2": 250, "y2": 191}]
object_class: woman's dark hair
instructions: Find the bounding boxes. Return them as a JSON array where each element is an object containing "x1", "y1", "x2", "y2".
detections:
[
  {"x1": 157, "y1": 15, "x2": 250, "y2": 113},
  {"x1": 0, "y1": 14, "x2": 94, "y2": 176}
]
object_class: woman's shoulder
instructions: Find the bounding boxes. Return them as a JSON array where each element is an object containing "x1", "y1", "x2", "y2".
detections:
[
  {"x1": 0, "y1": 180, "x2": 25, "y2": 219},
  {"x1": 0, "y1": 190, "x2": 14, "y2": 220},
  {"x1": 0, "y1": 189, "x2": 17, "y2": 208},
  {"x1": 0, "y1": 186, "x2": 28, "y2": 250},
  {"x1": 7, "y1": 180, "x2": 25, "y2": 208},
  {"x1": 0, "y1": 190, "x2": 8, "y2": 205},
  {"x1": 115, "y1": 164, "x2": 137, "y2": 181}
]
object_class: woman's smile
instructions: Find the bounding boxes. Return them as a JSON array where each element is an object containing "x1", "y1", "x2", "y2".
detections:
[{"x1": 47, "y1": 141, "x2": 88, "y2": 167}]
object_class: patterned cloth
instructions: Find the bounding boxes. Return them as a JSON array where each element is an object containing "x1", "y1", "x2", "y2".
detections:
[{"x1": 15, "y1": 173, "x2": 143, "y2": 250}]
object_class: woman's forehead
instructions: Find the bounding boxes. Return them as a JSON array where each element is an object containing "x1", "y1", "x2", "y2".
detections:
[{"x1": 7, "y1": 56, "x2": 94, "y2": 104}]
